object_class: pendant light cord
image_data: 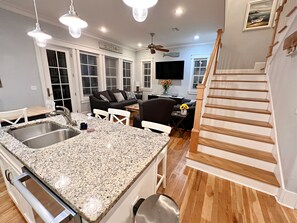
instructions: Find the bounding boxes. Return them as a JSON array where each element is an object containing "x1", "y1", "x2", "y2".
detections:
[{"x1": 33, "y1": 0, "x2": 39, "y2": 24}]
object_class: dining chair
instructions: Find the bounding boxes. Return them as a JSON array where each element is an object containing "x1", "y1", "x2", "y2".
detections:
[
  {"x1": 93, "y1": 109, "x2": 109, "y2": 120},
  {"x1": 108, "y1": 108, "x2": 130, "y2": 126},
  {"x1": 0, "y1": 108, "x2": 28, "y2": 127},
  {"x1": 142, "y1": 120, "x2": 171, "y2": 191}
]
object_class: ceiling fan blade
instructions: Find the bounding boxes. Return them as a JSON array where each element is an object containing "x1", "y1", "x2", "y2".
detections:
[
  {"x1": 156, "y1": 48, "x2": 170, "y2": 52},
  {"x1": 151, "y1": 49, "x2": 156, "y2": 54},
  {"x1": 155, "y1": 45, "x2": 163, "y2": 48}
]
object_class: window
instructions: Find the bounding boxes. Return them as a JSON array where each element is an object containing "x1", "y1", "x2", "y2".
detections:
[
  {"x1": 123, "y1": 61, "x2": 132, "y2": 91},
  {"x1": 143, "y1": 61, "x2": 152, "y2": 88},
  {"x1": 105, "y1": 57, "x2": 117, "y2": 90},
  {"x1": 191, "y1": 58, "x2": 208, "y2": 89},
  {"x1": 80, "y1": 53, "x2": 98, "y2": 96}
]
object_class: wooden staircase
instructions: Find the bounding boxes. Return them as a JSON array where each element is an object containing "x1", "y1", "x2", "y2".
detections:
[{"x1": 186, "y1": 72, "x2": 280, "y2": 195}]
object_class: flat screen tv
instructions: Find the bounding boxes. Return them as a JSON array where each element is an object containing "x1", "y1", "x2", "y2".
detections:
[{"x1": 156, "y1": 61, "x2": 184, "y2": 79}]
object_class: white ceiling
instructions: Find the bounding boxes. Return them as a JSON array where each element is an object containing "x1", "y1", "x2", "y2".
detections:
[{"x1": 0, "y1": 0, "x2": 225, "y2": 50}]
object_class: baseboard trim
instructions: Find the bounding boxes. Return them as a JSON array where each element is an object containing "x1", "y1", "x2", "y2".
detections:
[{"x1": 277, "y1": 188, "x2": 297, "y2": 209}]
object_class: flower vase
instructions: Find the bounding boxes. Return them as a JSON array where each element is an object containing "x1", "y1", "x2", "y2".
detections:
[
  {"x1": 181, "y1": 109, "x2": 187, "y2": 115},
  {"x1": 163, "y1": 88, "x2": 169, "y2": 95}
]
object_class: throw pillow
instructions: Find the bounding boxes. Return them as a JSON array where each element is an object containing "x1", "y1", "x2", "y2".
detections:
[
  {"x1": 126, "y1": 91, "x2": 136, "y2": 100},
  {"x1": 113, "y1": 92, "x2": 125, "y2": 102},
  {"x1": 100, "y1": 94, "x2": 109, "y2": 102}
]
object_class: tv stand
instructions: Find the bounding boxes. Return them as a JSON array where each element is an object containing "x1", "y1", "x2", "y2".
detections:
[{"x1": 148, "y1": 94, "x2": 184, "y2": 104}]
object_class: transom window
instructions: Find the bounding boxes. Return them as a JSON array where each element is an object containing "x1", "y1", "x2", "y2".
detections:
[
  {"x1": 105, "y1": 57, "x2": 117, "y2": 90},
  {"x1": 123, "y1": 61, "x2": 132, "y2": 91},
  {"x1": 143, "y1": 61, "x2": 152, "y2": 88},
  {"x1": 80, "y1": 53, "x2": 98, "y2": 96},
  {"x1": 192, "y1": 58, "x2": 207, "y2": 89}
]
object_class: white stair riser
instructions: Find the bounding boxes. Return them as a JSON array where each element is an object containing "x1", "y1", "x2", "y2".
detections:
[
  {"x1": 204, "y1": 107, "x2": 270, "y2": 122},
  {"x1": 200, "y1": 130, "x2": 273, "y2": 152},
  {"x1": 198, "y1": 145, "x2": 275, "y2": 172},
  {"x1": 207, "y1": 98, "x2": 269, "y2": 109},
  {"x1": 213, "y1": 75, "x2": 266, "y2": 81},
  {"x1": 211, "y1": 82, "x2": 267, "y2": 89},
  {"x1": 186, "y1": 159, "x2": 279, "y2": 196},
  {"x1": 209, "y1": 89, "x2": 268, "y2": 98},
  {"x1": 202, "y1": 118, "x2": 272, "y2": 135}
]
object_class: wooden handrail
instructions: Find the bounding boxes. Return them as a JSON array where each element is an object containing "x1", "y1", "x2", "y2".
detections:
[
  {"x1": 189, "y1": 29, "x2": 223, "y2": 153},
  {"x1": 202, "y1": 29, "x2": 223, "y2": 86}
]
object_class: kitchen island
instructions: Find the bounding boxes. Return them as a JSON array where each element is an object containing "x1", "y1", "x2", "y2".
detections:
[{"x1": 0, "y1": 113, "x2": 169, "y2": 222}]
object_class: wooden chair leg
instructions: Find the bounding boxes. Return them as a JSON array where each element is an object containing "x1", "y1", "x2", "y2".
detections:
[{"x1": 162, "y1": 153, "x2": 167, "y2": 188}]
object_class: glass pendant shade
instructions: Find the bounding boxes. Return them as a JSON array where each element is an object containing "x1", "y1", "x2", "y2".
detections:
[
  {"x1": 132, "y1": 8, "x2": 148, "y2": 22},
  {"x1": 69, "y1": 26, "x2": 81, "y2": 38},
  {"x1": 27, "y1": 23, "x2": 52, "y2": 48},
  {"x1": 123, "y1": 0, "x2": 158, "y2": 9}
]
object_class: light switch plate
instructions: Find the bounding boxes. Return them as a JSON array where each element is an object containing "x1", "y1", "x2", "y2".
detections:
[{"x1": 31, "y1": 85, "x2": 37, "y2": 91}]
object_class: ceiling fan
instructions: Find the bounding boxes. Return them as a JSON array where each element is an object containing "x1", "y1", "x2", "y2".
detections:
[{"x1": 147, "y1": 33, "x2": 169, "y2": 54}]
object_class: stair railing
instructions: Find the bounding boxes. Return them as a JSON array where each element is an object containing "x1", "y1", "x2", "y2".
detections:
[{"x1": 190, "y1": 29, "x2": 223, "y2": 153}]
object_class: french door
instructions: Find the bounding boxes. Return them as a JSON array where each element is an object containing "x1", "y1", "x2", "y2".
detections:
[{"x1": 42, "y1": 46, "x2": 78, "y2": 112}]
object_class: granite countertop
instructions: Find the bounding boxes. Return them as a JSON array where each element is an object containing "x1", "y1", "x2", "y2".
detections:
[{"x1": 0, "y1": 113, "x2": 169, "y2": 222}]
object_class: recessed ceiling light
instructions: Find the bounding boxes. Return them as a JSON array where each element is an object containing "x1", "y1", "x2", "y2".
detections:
[
  {"x1": 138, "y1": 43, "x2": 142, "y2": 47},
  {"x1": 194, "y1": 35, "x2": 200, "y2": 40},
  {"x1": 100, "y1": 26, "x2": 108, "y2": 33},
  {"x1": 175, "y1": 7, "x2": 184, "y2": 16}
]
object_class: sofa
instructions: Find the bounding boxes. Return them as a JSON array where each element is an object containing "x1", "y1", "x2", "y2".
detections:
[{"x1": 89, "y1": 89, "x2": 138, "y2": 112}]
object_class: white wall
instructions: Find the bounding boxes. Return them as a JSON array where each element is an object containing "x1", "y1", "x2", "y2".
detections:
[
  {"x1": 218, "y1": 0, "x2": 274, "y2": 69},
  {"x1": 0, "y1": 8, "x2": 136, "y2": 112},
  {"x1": 135, "y1": 43, "x2": 214, "y2": 100},
  {"x1": 268, "y1": 16, "x2": 297, "y2": 193}
]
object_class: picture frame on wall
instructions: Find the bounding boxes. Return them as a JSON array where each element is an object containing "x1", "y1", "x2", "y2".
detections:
[{"x1": 243, "y1": 0, "x2": 277, "y2": 31}]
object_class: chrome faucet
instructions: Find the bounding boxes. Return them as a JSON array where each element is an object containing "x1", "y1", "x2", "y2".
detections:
[{"x1": 50, "y1": 106, "x2": 77, "y2": 126}]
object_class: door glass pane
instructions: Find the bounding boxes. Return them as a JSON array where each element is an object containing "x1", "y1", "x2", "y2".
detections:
[
  {"x1": 49, "y1": 68, "x2": 59, "y2": 83},
  {"x1": 80, "y1": 54, "x2": 87, "y2": 64},
  {"x1": 57, "y1": 52, "x2": 67, "y2": 68},
  {"x1": 47, "y1": 50, "x2": 57, "y2": 67},
  {"x1": 63, "y1": 99, "x2": 72, "y2": 112},
  {"x1": 81, "y1": 65, "x2": 88, "y2": 75},
  {"x1": 52, "y1": 85, "x2": 62, "y2": 99},
  {"x1": 60, "y1": 69, "x2": 68, "y2": 83},
  {"x1": 62, "y1": 85, "x2": 71, "y2": 99}
]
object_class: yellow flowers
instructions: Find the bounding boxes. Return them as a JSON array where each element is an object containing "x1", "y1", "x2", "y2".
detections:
[{"x1": 180, "y1": 103, "x2": 189, "y2": 110}]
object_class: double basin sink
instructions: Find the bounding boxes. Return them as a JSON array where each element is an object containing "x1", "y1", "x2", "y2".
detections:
[{"x1": 7, "y1": 122, "x2": 80, "y2": 149}]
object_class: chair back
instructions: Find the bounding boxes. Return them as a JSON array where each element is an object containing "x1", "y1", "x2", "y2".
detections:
[
  {"x1": 142, "y1": 121, "x2": 171, "y2": 136},
  {"x1": 140, "y1": 98, "x2": 175, "y2": 125},
  {"x1": 108, "y1": 108, "x2": 130, "y2": 126},
  {"x1": 93, "y1": 109, "x2": 109, "y2": 120},
  {"x1": 0, "y1": 108, "x2": 28, "y2": 127}
]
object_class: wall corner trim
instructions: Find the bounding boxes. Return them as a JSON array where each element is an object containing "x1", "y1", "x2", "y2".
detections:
[{"x1": 276, "y1": 188, "x2": 297, "y2": 209}]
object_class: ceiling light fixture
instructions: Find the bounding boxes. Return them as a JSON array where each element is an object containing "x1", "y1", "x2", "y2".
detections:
[
  {"x1": 100, "y1": 26, "x2": 107, "y2": 33},
  {"x1": 123, "y1": 0, "x2": 158, "y2": 22},
  {"x1": 194, "y1": 35, "x2": 200, "y2": 40},
  {"x1": 138, "y1": 43, "x2": 142, "y2": 47},
  {"x1": 175, "y1": 7, "x2": 184, "y2": 16},
  {"x1": 27, "y1": 0, "x2": 52, "y2": 47},
  {"x1": 59, "y1": 0, "x2": 88, "y2": 38}
]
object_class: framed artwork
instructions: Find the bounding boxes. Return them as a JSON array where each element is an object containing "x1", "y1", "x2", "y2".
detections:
[{"x1": 243, "y1": 0, "x2": 277, "y2": 31}]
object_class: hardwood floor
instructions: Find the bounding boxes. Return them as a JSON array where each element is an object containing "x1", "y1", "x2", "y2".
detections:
[{"x1": 1, "y1": 130, "x2": 297, "y2": 222}]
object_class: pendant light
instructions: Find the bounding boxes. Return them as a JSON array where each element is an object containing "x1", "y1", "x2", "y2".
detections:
[
  {"x1": 27, "y1": 0, "x2": 52, "y2": 47},
  {"x1": 123, "y1": 0, "x2": 158, "y2": 22},
  {"x1": 59, "y1": 0, "x2": 88, "y2": 38}
]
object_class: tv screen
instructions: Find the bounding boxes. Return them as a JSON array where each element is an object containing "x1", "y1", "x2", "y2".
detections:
[{"x1": 156, "y1": 61, "x2": 184, "y2": 79}]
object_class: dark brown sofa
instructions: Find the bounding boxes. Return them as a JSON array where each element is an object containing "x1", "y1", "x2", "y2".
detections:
[{"x1": 89, "y1": 89, "x2": 138, "y2": 112}]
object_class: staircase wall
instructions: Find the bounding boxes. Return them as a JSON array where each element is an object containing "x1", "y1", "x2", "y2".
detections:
[{"x1": 267, "y1": 15, "x2": 297, "y2": 194}]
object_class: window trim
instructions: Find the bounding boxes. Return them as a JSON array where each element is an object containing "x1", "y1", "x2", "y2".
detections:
[
  {"x1": 188, "y1": 55, "x2": 209, "y2": 95},
  {"x1": 141, "y1": 59, "x2": 153, "y2": 91}
]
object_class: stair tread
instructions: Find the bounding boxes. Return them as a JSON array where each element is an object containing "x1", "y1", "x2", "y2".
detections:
[
  {"x1": 203, "y1": 113, "x2": 273, "y2": 128},
  {"x1": 209, "y1": 87, "x2": 268, "y2": 92},
  {"x1": 215, "y1": 72, "x2": 266, "y2": 75},
  {"x1": 200, "y1": 124, "x2": 274, "y2": 144},
  {"x1": 205, "y1": 104, "x2": 271, "y2": 114},
  {"x1": 199, "y1": 137, "x2": 277, "y2": 163},
  {"x1": 212, "y1": 80, "x2": 267, "y2": 82},
  {"x1": 186, "y1": 152, "x2": 280, "y2": 187},
  {"x1": 208, "y1": 95, "x2": 270, "y2": 102}
]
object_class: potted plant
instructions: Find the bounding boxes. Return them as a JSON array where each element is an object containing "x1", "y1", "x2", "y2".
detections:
[
  {"x1": 160, "y1": 80, "x2": 172, "y2": 95},
  {"x1": 180, "y1": 103, "x2": 189, "y2": 115}
]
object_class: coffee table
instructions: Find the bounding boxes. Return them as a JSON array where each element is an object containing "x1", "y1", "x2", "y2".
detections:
[{"x1": 124, "y1": 103, "x2": 139, "y2": 112}]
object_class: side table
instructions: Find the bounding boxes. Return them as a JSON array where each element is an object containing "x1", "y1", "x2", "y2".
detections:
[
  {"x1": 134, "y1": 91, "x2": 143, "y2": 100},
  {"x1": 171, "y1": 111, "x2": 188, "y2": 137}
]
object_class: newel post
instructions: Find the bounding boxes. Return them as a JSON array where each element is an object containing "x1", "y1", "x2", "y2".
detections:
[{"x1": 189, "y1": 84, "x2": 205, "y2": 153}]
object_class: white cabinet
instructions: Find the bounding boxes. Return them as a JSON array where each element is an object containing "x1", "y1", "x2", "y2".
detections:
[{"x1": 0, "y1": 146, "x2": 35, "y2": 223}]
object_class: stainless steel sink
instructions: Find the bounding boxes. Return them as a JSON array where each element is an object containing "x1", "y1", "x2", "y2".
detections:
[{"x1": 7, "y1": 122, "x2": 80, "y2": 149}]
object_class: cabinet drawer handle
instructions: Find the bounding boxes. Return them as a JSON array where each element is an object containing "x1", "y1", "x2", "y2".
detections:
[{"x1": 4, "y1": 169, "x2": 12, "y2": 185}]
